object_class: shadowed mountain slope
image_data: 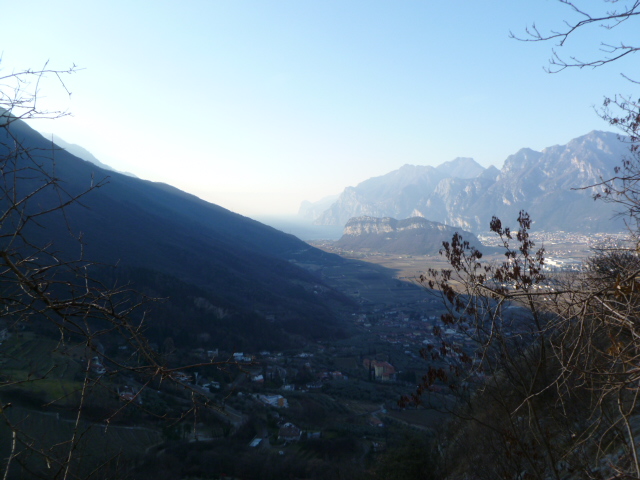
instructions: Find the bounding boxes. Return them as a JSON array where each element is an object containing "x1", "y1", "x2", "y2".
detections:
[
  {"x1": 45, "y1": 133, "x2": 138, "y2": 177},
  {"x1": 0, "y1": 115, "x2": 355, "y2": 347}
]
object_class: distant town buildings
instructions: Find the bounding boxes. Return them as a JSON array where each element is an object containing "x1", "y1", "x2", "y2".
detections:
[
  {"x1": 363, "y1": 359, "x2": 396, "y2": 382},
  {"x1": 278, "y1": 423, "x2": 302, "y2": 442},
  {"x1": 257, "y1": 394, "x2": 288, "y2": 408}
]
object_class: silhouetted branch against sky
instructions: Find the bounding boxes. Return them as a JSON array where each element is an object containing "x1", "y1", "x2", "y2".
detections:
[{"x1": 511, "y1": 0, "x2": 640, "y2": 75}]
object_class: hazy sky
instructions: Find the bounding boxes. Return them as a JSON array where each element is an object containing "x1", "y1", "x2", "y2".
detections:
[{"x1": 1, "y1": 1, "x2": 637, "y2": 216}]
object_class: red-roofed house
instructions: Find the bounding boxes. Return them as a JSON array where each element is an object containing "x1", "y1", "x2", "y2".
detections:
[{"x1": 363, "y1": 359, "x2": 396, "y2": 382}]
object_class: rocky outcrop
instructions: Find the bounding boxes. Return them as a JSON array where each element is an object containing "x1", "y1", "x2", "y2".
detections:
[{"x1": 335, "y1": 216, "x2": 482, "y2": 255}]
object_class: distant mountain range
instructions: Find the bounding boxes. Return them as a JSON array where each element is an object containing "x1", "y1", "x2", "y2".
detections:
[
  {"x1": 298, "y1": 194, "x2": 339, "y2": 221},
  {"x1": 306, "y1": 131, "x2": 629, "y2": 233},
  {"x1": 335, "y1": 216, "x2": 483, "y2": 255}
]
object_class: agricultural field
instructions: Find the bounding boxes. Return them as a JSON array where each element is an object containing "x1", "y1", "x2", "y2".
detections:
[{"x1": 0, "y1": 332, "x2": 85, "y2": 407}]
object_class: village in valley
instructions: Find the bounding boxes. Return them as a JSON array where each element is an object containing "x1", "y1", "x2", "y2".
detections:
[
  {"x1": 122, "y1": 292, "x2": 484, "y2": 453},
  {"x1": 0, "y1": 229, "x2": 620, "y2": 476}
]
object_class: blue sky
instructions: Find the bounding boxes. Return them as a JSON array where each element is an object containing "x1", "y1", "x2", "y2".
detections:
[{"x1": 1, "y1": 1, "x2": 637, "y2": 216}]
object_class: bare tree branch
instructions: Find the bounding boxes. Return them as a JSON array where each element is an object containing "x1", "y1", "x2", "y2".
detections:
[{"x1": 511, "y1": 0, "x2": 640, "y2": 74}]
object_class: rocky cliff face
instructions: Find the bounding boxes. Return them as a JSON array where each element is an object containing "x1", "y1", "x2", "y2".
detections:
[
  {"x1": 335, "y1": 216, "x2": 482, "y2": 255},
  {"x1": 315, "y1": 159, "x2": 485, "y2": 226},
  {"x1": 342, "y1": 216, "x2": 398, "y2": 235},
  {"x1": 313, "y1": 131, "x2": 628, "y2": 233}
]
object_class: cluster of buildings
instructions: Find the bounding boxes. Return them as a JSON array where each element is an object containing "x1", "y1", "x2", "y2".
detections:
[
  {"x1": 362, "y1": 359, "x2": 396, "y2": 382},
  {"x1": 479, "y1": 231, "x2": 630, "y2": 272}
]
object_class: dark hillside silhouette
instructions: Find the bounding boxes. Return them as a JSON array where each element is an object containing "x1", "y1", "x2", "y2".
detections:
[{"x1": 0, "y1": 113, "x2": 354, "y2": 345}]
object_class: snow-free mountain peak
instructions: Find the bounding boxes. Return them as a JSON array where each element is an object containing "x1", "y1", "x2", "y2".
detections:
[
  {"x1": 435, "y1": 157, "x2": 485, "y2": 179},
  {"x1": 312, "y1": 130, "x2": 629, "y2": 233}
]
